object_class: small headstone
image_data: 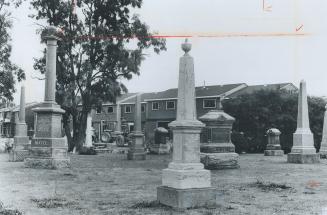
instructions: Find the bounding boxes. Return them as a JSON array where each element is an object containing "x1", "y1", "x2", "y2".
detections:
[
  {"x1": 320, "y1": 105, "x2": 327, "y2": 158},
  {"x1": 264, "y1": 128, "x2": 283, "y2": 156},
  {"x1": 287, "y1": 80, "x2": 319, "y2": 164},
  {"x1": 149, "y1": 127, "x2": 170, "y2": 154}
]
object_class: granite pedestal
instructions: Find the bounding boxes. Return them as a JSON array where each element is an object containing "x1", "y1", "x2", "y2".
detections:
[{"x1": 25, "y1": 104, "x2": 70, "y2": 169}]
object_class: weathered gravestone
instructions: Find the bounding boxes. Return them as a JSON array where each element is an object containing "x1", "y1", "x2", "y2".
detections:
[
  {"x1": 127, "y1": 93, "x2": 146, "y2": 160},
  {"x1": 150, "y1": 127, "x2": 170, "y2": 154},
  {"x1": 9, "y1": 86, "x2": 30, "y2": 162},
  {"x1": 199, "y1": 109, "x2": 239, "y2": 169},
  {"x1": 157, "y1": 39, "x2": 217, "y2": 209},
  {"x1": 320, "y1": 105, "x2": 327, "y2": 158},
  {"x1": 287, "y1": 80, "x2": 319, "y2": 164},
  {"x1": 264, "y1": 128, "x2": 283, "y2": 156},
  {"x1": 24, "y1": 26, "x2": 70, "y2": 169}
]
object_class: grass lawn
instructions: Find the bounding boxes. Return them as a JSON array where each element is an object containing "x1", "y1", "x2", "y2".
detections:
[{"x1": 0, "y1": 152, "x2": 327, "y2": 215}]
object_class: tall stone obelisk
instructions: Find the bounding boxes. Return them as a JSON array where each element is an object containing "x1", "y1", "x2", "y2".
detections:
[
  {"x1": 287, "y1": 80, "x2": 319, "y2": 163},
  {"x1": 25, "y1": 26, "x2": 70, "y2": 169},
  {"x1": 320, "y1": 105, "x2": 327, "y2": 158},
  {"x1": 9, "y1": 86, "x2": 30, "y2": 162},
  {"x1": 127, "y1": 93, "x2": 146, "y2": 160},
  {"x1": 157, "y1": 40, "x2": 216, "y2": 209}
]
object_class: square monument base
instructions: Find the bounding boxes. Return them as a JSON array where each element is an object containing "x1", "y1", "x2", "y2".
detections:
[
  {"x1": 200, "y1": 152, "x2": 239, "y2": 170},
  {"x1": 287, "y1": 153, "x2": 320, "y2": 164},
  {"x1": 9, "y1": 149, "x2": 29, "y2": 162},
  {"x1": 150, "y1": 144, "x2": 170, "y2": 154},
  {"x1": 157, "y1": 186, "x2": 217, "y2": 209},
  {"x1": 24, "y1": 157, "x2": 70, "y2": 169},
  {"x1": 264, "y1": 150, "x2": 284, "y2": 156},
  {"x1": 127, "y1": 151, "x2": 146, "y2": 160}
]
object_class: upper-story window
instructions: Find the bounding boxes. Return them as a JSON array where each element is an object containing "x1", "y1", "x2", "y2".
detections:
[
  {"x1": 141, "y1": 104, "x2": 145, "y2": 112},
  {"x1": 96, "y1": 106, "x2": 102, "y2": 114},
  {"x1": 152, "y1": 102, "x2": 159, "y2": 110},
  {"x1": 125, "y1": 105, "x2": 132, "y2": 113},
  {"x1": 203, "y1": 99, "x2": 216, "y2": 108},
  {"x1": 107, "y1": 106, "x2": 114, "y2": 113},
  {"x1": 166, "y1": 101, "x2": 176, "y2": 110}
]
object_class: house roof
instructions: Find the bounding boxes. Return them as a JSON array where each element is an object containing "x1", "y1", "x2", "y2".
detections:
[
  {"x1": 227, "y1": 83, "x2": 296, "y2": 98},
  {"x1": 12, "y1": 102, "x2": 41, "y2": 112},
  {"x1": 102, "y1": 93, "x2": 138, "y2": 105},
  {"x1": 120, "y1": 83, "x2": 246, "y2": 104}
]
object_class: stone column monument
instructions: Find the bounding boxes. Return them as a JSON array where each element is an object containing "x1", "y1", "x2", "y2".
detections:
[
  {"x1": 127, "y1": 93, "x2": 146, "y2": 160},
  {"x1": 320, "y1": 105, "x2": 327, "y2": 158},
  {"x1": 9, "y1": 86, "x2": 30, "y2": 162},
  {"x1": 157, "y1": 39, "x2": 216, "y2": 209},
  {"x1": 264, "y1": 128, "x2": 283, "y2": 156},
  {"x1": 84, "y1": 112, "x2": 93, "y2": 147},
  {"x1": 287, "y1": 80, "x2": 319, "y2": 163},
  {"x1": 25, "y1": 26, "x2": 70, "y2": 169}
]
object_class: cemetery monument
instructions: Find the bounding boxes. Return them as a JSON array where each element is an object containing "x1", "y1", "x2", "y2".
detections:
[
  {"x1": 157, "y1": 39, "x2": 216, "y2": 209},
  {"x1": 24, "y1": 26, "x2": 70, "y2": 169},
  {"x1": 127, "y1": 93, "x2": 146, "y2": 160},
  {"x1": 264, "y1": 128, "x2": 283, "y2": 156},
  {"x1": 199, "y1": 107, "x2": 239, "y2": 169},
  {"x1": 287, "y1": 80, "x2": 319, "y2": 163},
  {"x1": 9, "y1": 86, "x2": 30, "y2": 162},
  {"x1": 320, "y1": 105, "x2": 327, "y2": 158}
]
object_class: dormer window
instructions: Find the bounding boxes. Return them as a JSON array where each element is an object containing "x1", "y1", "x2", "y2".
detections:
[{"x1": 203, "y1": 99, "x2": 216, "y2": 108}]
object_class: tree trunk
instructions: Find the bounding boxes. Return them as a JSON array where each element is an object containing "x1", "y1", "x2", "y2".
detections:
[
  {"x1": 73, "y1": 108, "x2": 88, "y2": 152},
  {"x1": 63, "y1": 113, "x2": 74, "y2": 152}
]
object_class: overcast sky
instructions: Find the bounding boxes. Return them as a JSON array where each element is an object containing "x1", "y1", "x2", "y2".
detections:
[{"x1": 9, "y1": 0, "x2": 327, "y2": 104}]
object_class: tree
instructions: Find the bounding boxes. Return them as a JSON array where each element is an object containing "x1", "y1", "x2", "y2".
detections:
[
  {"x1": 223, "y1": 90, "x2": 325, "y2": 153},
  {"x1": 0, "y1": 0, "x2": 25, "y2": 103},
  {"x1": 30, "y1": 0, "x2": 166, "y2": 151}
]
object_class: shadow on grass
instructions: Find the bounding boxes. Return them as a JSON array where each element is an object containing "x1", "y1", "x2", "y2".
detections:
[{"x1": 0, "y1": 201, "x2": 23, "y2": 215}]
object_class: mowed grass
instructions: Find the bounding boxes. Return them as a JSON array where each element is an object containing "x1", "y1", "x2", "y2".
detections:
[{"x1": 0, "y1": 153, "x2": 327, "y2": 215}]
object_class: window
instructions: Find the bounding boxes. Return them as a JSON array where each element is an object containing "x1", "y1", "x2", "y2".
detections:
[
  {"x1": 166, "y1": 101, "x2": 176, "y2": 110},
  {"x1": 141, "y1": 104, "x2": 145, "y2": 112},
  {"x1": 203, "y1": 99, "x2": 216, "y2": 108},
  {"x1": 96, "y1": 106, "x2": 102, "y2": 114},
  {"x1": 107, "y1": 106, "x2": 114, "y2": 113},
  {"x1": 152, "y1": 102, "x2": 159, "y2": 110},
  {"x1": 125, "y1": 105, "x2": 132, "y2": 113}
]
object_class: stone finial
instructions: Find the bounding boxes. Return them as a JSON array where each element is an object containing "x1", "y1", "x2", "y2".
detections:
[
  {"x1": 42, "y1": 26, "x2": 61, "y2": 41},
  {"x1": 181, "y1": 39, "x2": 192, "y2": 54}
]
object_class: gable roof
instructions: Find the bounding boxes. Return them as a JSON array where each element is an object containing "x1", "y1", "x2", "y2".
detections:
[
  {"x1": 227, "y1": 83, "x2": 297, "y2": 98},
  {"x1": 120, "y1": 83, "x2": 247, "y2": 104}
]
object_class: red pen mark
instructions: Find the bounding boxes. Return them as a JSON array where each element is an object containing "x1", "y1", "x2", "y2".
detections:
[
  {"x1": 306, "y1": 180, "x2": 321, "y2": 189},
  {"x1": 296, "y1": 24, "x2": 304, "y2": 32},
  {"x1": 263, "y1": 0, "x2": 272, "y2": 12}
]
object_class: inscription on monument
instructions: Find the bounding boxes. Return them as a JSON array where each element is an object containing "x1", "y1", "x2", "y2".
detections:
[
  {"x1": 32, "y1": 139, "x2": 51, "y2": 147},
  {"x1": 36, "y1": 115, "x2": 51, "y2": 137}
]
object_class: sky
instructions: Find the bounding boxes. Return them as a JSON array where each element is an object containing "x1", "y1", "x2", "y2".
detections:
[{"x1": 9, "y1": 0, "x2": 327, "y2": 104}]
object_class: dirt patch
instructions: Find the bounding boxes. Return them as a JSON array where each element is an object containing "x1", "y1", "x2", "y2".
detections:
[
  {"x1": 249, "y1": 179, "x2": 293, "y2": 192},
  {"x1": 31, "y1": 197, "x2": 77, "y2": 209}
]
